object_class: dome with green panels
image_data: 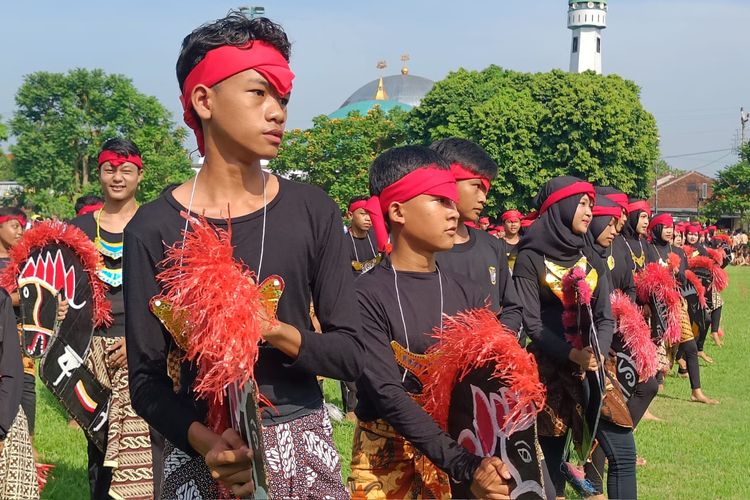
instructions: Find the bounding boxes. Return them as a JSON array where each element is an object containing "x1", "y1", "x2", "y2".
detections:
[{"x1": 328, "y1": 99, "x2": 411, "y2": 119}]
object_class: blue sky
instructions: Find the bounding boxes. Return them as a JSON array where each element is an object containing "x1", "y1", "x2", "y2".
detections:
[{"x1": 1, "y1": 0, "x2": 747, "y2": 175}]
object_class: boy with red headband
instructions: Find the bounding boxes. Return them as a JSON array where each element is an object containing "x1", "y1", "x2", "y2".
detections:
[
  {"x1": 70, "y1": 137, "x2": 158, "y2": 499},
  {"x1": 430, "y1": 138, "x2": 523, "y2": 334},
  {"x1": 352, "y1": 145, "x2": 512, "y2": 498},
  {"x1": 346, "y1": 195, "x2": 380, "y2": 277},
  {"x1": 123, "y1": 13, "x2": 363, "y2": 498}
]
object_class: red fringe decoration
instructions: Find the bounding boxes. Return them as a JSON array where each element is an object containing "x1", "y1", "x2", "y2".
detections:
[
  {"x1": 635, "y1": 263, "x2": 682, "y2": 344},
  {"x1": 422, "y1": 308, "x2": 546, "y2": 436},
  {"x1": 154, "y1": 214, "x2": 272, "y2": 425},
  {"x1": 684, "y1": 270, "x2": 707, "y2": 309},
  {"x1": 667, "y1": 252, "x2": 681, "y2": 272},
  {"x1": 0, "y1": 221, "x2": 112, "y2": 328},
  {"x1": 560, "y1": 266, "x2": 592, "y2": 349},
  {"x1": 36, "y1": 463, "x2": 55, "y2": 494},
  {"x1": 609, "y1": 291, "x2": 658, "y2": 381},
  {"x1": 707, "y1": 247, "x2": 725, "y2": 266},
  {"x1": 682, "y1": 245, "x2": 696, "y2": 257},
  {"x1": 712, "y1": 234, "x2": 732, "y2": 245},
  {"x1": 688, "y1": 255, "x2": 728, "y2": 292}
]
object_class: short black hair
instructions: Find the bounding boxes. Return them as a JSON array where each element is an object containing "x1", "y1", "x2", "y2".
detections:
[
  {"x1": 74, "y1": 195, "x2": 104, "y2": 214},
  {"x1": 99, "y1": 137, "x2": 141, "y2": 157},
  {"x1": 369, "y1": 145, "x2": 450, "y2": 196},
  {"x1": 0, "y1": 206, "x2": 25, "y2": 219},
  {"x1": 429, "y1": 137, "x2": 498, "y2": 180},
  {"x1": 348, "y1": 195, "x2": 368, "y2": 208},
  {"x1": 176, "y1": 12, "x2": 292, "y2": 91}
]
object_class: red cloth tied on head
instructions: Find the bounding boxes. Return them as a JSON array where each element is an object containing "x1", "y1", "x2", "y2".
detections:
[
  {"x1": 450, "y1": 163, "x2": 490, "y2": 192},
  {"x1": 648, "y1": 213, "x2": 674, "y2": 234},
  {"x1": 502, "y1": 210, "x2": 523, "y2": 222},
  {"x1": 0, "y1": 215, "x2": 26, "y2": 227},
  {"x1": 593, "y1": 204, "x2": 622, "y2": 219},
  {"x1": 539, "y1": 181, "x2": 596, "y2": 215},
  {"x1": 364, "y1": 166, "x2": 458, "y2": 252},
  {"x1": 97, "y1": 150, "x2": 143, "y2": 170},
  {"x1": 521, "y1": 211, "x2": 538, "y2": 228},
  {"x1": 627, "y1": 200, "x2": 652, "y2": 216},
  {"x1": 687, "y1": 223, "x2": 701, "y2": 234},
  {"x1": 605, "y1": 192, "x2": 629, "y2": 211},
  {"x1": 479, "y1": 217, "x2": 490, "y2": 225},
  {"x1": 348, "y1": 200, "x2": 367, "y2": 213},
  {"x1": 77, "y1": 203, "x2": 104, "y2": 217},
  {"x1": 180, "y1": 41, "x2": 295, "y2": 155}
]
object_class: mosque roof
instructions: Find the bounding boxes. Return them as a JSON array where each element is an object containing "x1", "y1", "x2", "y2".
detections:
[
  {"x1": 328, "y1": 100, "x2": 412, "y2": 119},
  {"x1": 339, "y1": 73, "x2": 435, "y2": 109}
]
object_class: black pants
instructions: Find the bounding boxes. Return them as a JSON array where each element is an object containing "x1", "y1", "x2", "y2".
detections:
[
  {"x1": 677, "y1": 339, "x2": 701, "y2": 389},
  {"x1": 21, "y1": 373, "x2": 36, "y2": 436},
  {"x1": 150, "y1": 426, "x2": 165, "y2": 499},
  {"x1": 627, "y1": 376, "x2": 659, "y2": 426},
  {"x1": 583, "y1": 421, "x2": 637, "y2": 498},
  {"x1": 340, "y1": 380, "x2": 358, "y2": 413},
  {"x1": 710, "y1": 307, "x2": 722, "y2": 334},
  {"x1": 539, "y1": 435, "x2": 567, "y2": 497}
]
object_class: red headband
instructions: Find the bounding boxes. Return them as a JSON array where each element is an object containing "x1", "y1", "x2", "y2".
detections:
[
  {"x1": 687, "y1": 224, "x2": 701, "y2": 234},
  {"x1": 77, "y1": 203, "x2": 104, "y2": 217},
  {"x1": 627, "y1": 200, "x2": 652, "y2": 217},
  {"x1": 0, "y1": 215, "x2": 26, "y2": 227},
  {"x1": 364, "y1": 167, "x2": 458, "y2": 252},
  {"x1": 521, "y1": 211, "x2": 538, "y2": 228},
  {"x1": 98, "y1": 150, "x2": 143, "y2": 169},
  {"x1": 502, "y1": 210, "x2": 523, "y2": 222},
  {"x1": 539, "y1": 181, "x2": 596, "y2": 215},
  {"x1": 604, "y1": 193, "x2": 629, "y2": 211},
  {"x1": 479, "y1": 217, "x2": 490, "y2": 224},
  {"x1": 348, "y1": 200, "x2": 367, "y2": 213},
  {"x1": 450, "y1": 163, "x2": 491, "y2": 192},
  {"x1": 593, "y1": 204, "x2": 622, "y2": 219},
  {"x1": 648, "y1": 213, "x2": 674, "y2": 234},
  {"x1": 180, "y1": 41, "x2": 295, "y2": 155}
]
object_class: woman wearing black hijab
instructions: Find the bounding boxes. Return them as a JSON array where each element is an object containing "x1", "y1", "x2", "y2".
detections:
[
  {"x1": 622, "y1": 199, "x2": 651, "y2": 274},
  {"x1": 647, "y1": 215, "x2": 718, "y2": 405},
  {"x1": 513, "y1": 177, "x2": 624, "y2": 498}
]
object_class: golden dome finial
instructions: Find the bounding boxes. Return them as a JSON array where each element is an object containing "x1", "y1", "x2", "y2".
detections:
[
  {"x1": 375, "y1": 76, "x2": 388, "y2": 101},
  {"x1": 400, "y1": 53, "x2": 410, "y2": 75}
]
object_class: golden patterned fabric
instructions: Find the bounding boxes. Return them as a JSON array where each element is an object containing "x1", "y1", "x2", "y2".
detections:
[
  {"x1": 600, "y1": 356, "x2": 633, "y2": 429},
  {"x1": 543, "y1": 255, "x2": 598, "y2": 301},
  {"x1": 0, "y1": 408, "x2": 38, "y2": 500},
  {"x1": 349, "y1": 419, "x2": 451, "y2": 499},
  {"x1": 86, "y1": 337, "x2": 154, "y2": 500}
]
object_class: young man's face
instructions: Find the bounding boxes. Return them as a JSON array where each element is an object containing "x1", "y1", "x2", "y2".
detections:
[
  {"x1": 686, "y1": 232, "x2": 699, "y2": 244},
  {"x1": 348, "y1": 208, "x2": 371, "y2": 232},
  {"x1": 455, "y1": 179, "x2": 487, "y2": 223},
  {"x1": 636, "y1": 212, "x2": 650, "y2": 236},
  {"x1": 571, "y1": 195, "x2": 593, "y2": 235},
  {"x1": 99, "y1": 162, "x2": 142, "y2": 203},
  {"x1": 0, "y1": 220, "x2": 24, "y2": 249},
  {"x1": 503, "y1": 219, "x2": 520, "y2": 237},
  {"x1": 392, "y1": 194, "x2": 459, "y2": 252},
  {"x1": 595, "y1": 218, "x2": 617, "y2": 247},
  {"x1": 207, "y1": 69, "x2": 289, "y2": 160}
]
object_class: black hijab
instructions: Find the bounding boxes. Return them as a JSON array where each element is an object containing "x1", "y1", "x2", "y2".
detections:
[
  {"x1": 622, "y1": 198, "x2": 650, "y2": 241},
  {"x1": 588, "y1": 195, "x2": 621, "y2": 258},
  {"x1": 518, "y1": 176, "x2": 595, "y2": 261}
]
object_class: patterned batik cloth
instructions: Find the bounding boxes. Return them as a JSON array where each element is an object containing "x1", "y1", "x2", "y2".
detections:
[
  {"x1": 86, "y1": 336, "x2": 154, "y2": 499},
  {"x1": 161, "y1": 406, "x2": 348, "y2": 499},
  {"x1": 0, "y1": 408, "x2": 38, "y2": 500},
  {"x1": 348, "y1": 419, "x2": 451, "y2": 500}
]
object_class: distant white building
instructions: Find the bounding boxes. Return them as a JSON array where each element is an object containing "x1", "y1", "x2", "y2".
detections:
[{"x1": 568, "y1": 1, "x2": 608, "y2": 74}]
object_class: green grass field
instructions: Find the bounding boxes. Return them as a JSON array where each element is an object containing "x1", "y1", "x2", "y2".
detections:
[{"x1": 32, "y1": 267, "x2": 750, "y2": 499}]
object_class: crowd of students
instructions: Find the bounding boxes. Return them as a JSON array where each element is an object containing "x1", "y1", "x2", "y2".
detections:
[{"x1": 0, "y1": 11, "x2": 738, "y2": 500}]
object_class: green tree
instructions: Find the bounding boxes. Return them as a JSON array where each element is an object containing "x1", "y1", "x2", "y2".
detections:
[
  {"x1": 703, "y1": 145, "x2": 750, "y2": 225},
  {"x1": 9, "y1": 69, "x2": 193, "y2": 218},
  {"x1": 408, "y1": 68, "x2": 660, "y2": 214},
  {"x1": 270, "y1": 106, "x2": 410, "y2": 212},
  {"x1": 653, "y1": 159, "x2": 685, "y2": 179},
  {"x1": 0, "y1": 117, "x2": 12, "y2": 181}
]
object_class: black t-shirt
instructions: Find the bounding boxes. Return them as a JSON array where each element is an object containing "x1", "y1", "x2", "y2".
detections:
[
  {"x1": 70, "y1": 213, "x2": 125, "y2": 337},
  {"x1": 354, "y1": 258, "x2": 484, "y2": 484},
  {"x1": 347, "y1": 229, "x2": 379, "y2": 276},
  {"x1": 436, "y1": 227, "x2": 523, "y2": 332},
  {"x1": 0, "y1": 290, "x2": 22, "y2": 440},
  {"x1": 123, "y1": 177, "x2": 364, "y2": 454},
  {"x1": 513, "y1": 249, "x2": 614, "y2": 364},
  {"x1": 607, "y1": 238, "x2": 636, "y2": 301}
]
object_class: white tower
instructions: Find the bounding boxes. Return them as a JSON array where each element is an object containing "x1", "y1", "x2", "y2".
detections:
[{"x1": 568, "y1": 1, "x2": 607, "y2": 74}]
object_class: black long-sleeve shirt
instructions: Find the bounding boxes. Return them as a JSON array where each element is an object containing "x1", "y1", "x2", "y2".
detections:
[
  {"x1": 70, "y1": 213, "x2": 125, "y2": 337},
  {"x1": 647, "y1": 243, "x2": 687, "y2": 287},
  {"x1": 123, "y1": 178, "x2": 365, "y2": 454},
  {"x1": 513, "y1": 249, "x2": 614, "y2": 364},
  {"x1": 0, "y1": 290, "x2": 22, "y2": 440},
  {"x1": 354, "y1": 259, "x2": 484, "y2": 484},
  {"x1": 436, "y1": 227, "x2": 523, "y2": 333},
  {"x1": 607, "y1": 239, "x2": 637, "y2": 301}
]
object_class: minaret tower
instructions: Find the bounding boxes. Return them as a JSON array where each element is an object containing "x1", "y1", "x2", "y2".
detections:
[{"x1": 568, "y1": 1, "x2": 607, "y2": 74}]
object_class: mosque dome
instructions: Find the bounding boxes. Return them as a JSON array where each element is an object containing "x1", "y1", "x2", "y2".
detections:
[
  {"x1": 338, "y1": 73, "x2": 435, "y2": 109},
  {"x1": 328, "y1": 99, "x2": 412, "y2": 119}
]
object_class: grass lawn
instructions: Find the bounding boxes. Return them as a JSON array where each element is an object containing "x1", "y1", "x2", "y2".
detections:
[{"x1": 32, "y1": 267, "x2": 750, "y2": 499}]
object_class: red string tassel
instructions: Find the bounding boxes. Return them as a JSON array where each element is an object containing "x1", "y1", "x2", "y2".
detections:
[
  {"x1": 610, "y1": 291, "x2": 658, "y2": 381},
  {"x1": 635, "y1": 263, "x2": 682, "y2": 345}
]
